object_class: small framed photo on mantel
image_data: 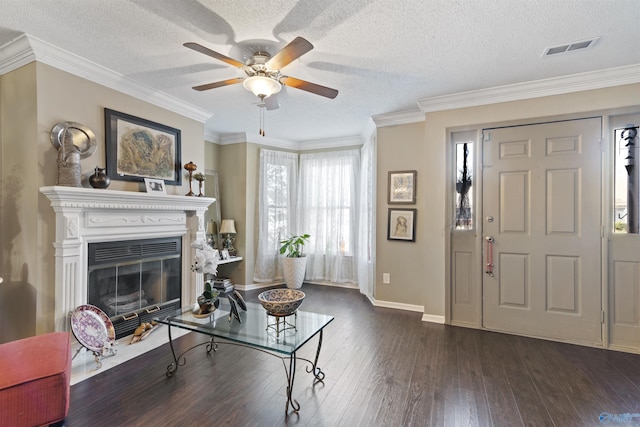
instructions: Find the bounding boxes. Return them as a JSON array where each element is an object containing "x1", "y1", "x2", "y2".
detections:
[
  {"x1": 388, "y1": 170, "x2": 416, "y2": 204},
  {"x1": 144, "y1": 178, "x2": 166, "y2": 194}
]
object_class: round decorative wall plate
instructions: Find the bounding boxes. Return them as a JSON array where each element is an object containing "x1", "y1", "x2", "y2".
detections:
[
  {"x1": 70, "y1": 304, "x2": 115, "y2": 353},
  {"x1": 50, "y1": 121, "x2": 97, "y2": 158}
]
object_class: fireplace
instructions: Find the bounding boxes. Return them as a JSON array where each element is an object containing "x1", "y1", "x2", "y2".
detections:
[
  {"x1": 40, "y1": 186, "x2": 215, "y2": 334},
  {"x1": 87, "y1": 236, "x2": 182, "y2": 339}
]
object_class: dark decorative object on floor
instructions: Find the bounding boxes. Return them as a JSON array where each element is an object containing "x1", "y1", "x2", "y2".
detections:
[{"x1": 89, "y1": 166, "x2": 111, "y2": 189}]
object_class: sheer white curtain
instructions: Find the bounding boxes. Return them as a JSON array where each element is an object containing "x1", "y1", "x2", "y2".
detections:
[
  {"x1": 357, "y1": 130, "x2": 376, "y2": 296},
  {"x1": 253, "y1": 149, "x2": 298, "y2": 282},
  {"x1": 298, "y1": 150, "x2": 360, "y2": 283}
]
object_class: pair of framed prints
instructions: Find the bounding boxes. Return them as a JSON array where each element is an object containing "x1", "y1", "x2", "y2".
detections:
[{"x1": 387, "y1": 170, "x2": 416, "y2": 242}]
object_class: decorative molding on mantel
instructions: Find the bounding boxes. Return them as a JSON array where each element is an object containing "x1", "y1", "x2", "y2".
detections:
[
  {"x1": 40, "y1": 186, "x2": 215, "y2": 211},
  {"x1": 0, "y1": 34, "x2": 212, "y2": 124},
  {"x1": 417, "y1": 63, "x2": 640, "y2": 113}
]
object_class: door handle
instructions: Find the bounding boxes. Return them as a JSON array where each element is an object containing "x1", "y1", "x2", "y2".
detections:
[{"x1": 485, "y1": 236, "x2": 495, "y2": 277}]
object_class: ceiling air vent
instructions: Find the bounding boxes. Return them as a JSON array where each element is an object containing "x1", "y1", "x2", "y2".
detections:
[{"x1": 543, "y1": 37, "x2": 599, "y2": 56}]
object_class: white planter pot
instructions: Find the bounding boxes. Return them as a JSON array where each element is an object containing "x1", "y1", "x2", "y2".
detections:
[{"x1": 282, "y1": 256, "x2": 307, "y2": 289}]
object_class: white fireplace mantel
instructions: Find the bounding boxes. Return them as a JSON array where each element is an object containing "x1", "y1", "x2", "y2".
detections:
[{"x1": 40, "y1": 186, "x2": 215, "y2": 332}]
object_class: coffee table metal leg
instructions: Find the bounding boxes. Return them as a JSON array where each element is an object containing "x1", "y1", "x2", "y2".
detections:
[
  {"x1": 166, "y1": 321, "x2": 179, "y2": 377},
  {"x1": 284, "y1": 352, "x2": 301, "y2": 415},
  {"x1": 206, "y1": 336, "x2": 218, "y2": 354},
  {"x1": 283, "y1": 331, "x2": 327, "y2": 415},
  {"x1": 165, "y1": 324, "x2": 217, "y2": 378},
  {"x1": 305, "y1": 329, "x2": 326, "y2": 382}
]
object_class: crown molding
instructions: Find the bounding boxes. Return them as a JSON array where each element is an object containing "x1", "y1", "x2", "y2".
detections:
[
  {"x1": 418, "y1": 63, "x2": 640, "y2": 113},
  {"x1": 0, "y1": 34, "x2": 212, "y2": 123},
  {"x1": 216, "y1": 132, "x2": 297, "y2": 150},
  {"x1": 214, "y1": 131, "x2": 362, "y2": 151},
  {"x1": 372, "y1": 108, "x2": 425, "y2": 128},
  {"x1": 204, "y1": 129, "x2": 221, "y2": 144},
  {"x1": 298, "y1": 135, "x2": 363, "y2": 150},
  {"x1": 0, "y1": 34, "x2": 34, "y2": 74}
]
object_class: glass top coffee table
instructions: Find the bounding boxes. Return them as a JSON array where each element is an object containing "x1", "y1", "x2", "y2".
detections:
[{"x1": 154, "y1": 297, "x2": 334, "y2": 415}]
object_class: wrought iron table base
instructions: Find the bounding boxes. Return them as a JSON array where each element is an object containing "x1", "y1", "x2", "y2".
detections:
[
  {"x1": 164, "y1": 319, "x2": 326, "y2": 415},
  {"x1": 266, "y1": 312, "x2": 297, "y2": 338}
]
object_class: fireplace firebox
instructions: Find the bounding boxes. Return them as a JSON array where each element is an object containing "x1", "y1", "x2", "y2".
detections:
[{"x1": 87, "y1": 236, "x2": 182, "y2": 339}]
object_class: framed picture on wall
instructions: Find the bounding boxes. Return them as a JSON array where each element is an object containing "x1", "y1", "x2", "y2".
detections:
[
  {"x1": 105, "y1": 108, "x2": 182, "y2": 185},
  {"x1": 387, "y1": 208, "x2": 417, "y2": 242},
  {"x1": 388, "y1": 170, "x2": 416, "y2": 204}
]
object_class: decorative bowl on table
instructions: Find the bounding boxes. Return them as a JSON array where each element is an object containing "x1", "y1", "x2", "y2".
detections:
[{"x1": 258, "y1": 289, "x2": 305, "y2": 316}]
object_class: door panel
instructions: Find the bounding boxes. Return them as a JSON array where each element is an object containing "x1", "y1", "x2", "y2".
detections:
[{"x1": 483, "y1": 118, "x2": 602, "y2": 345}]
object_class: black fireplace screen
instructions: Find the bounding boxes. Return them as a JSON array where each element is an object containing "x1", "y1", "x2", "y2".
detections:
[{"x1": 87, "y1": 236, "x2": 182, "y2": 338}]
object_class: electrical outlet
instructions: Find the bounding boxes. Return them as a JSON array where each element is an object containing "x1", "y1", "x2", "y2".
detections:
[{"x1": 383, "y1": 273, "x2": 390, "y2": 284}]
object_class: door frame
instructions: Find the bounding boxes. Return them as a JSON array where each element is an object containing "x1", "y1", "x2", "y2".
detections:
[{"x1": 446, "y1": 112, "x2": 611, "y2": 348}]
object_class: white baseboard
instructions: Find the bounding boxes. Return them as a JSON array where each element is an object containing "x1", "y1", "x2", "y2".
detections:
[
  {"x1": 422, "y1": 314, "x2": 446, "y2": 324},
  {"x1": 372, "y1": 298, "x2": 424, "y2": 313},
  {"x1": 305, "y1": 280, "x2": 359, "y2": 289}
]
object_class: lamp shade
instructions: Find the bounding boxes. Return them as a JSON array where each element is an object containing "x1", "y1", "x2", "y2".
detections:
[
  {"x1": 220, "y1": 219, "x2": 237, "y2": 234},
  {"x1": 243, "y1": 76, "x2": 282, "y2": 98},
  {"x1": 206, "y1": 220, "x2": 217, "y2": 235}
]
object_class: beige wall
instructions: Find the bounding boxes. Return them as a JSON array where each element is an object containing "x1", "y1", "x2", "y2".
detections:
[
  {"x1": 377, "y1": 83, "x2": 640, "y2": 319},
  {"x1": 0, "y1": 63, "x2": 39, "y2": 342},
  {"x1": 376, "y1": 122, "x2": 428, "y2": 305},
  {"x1": 204, "y1": 139, "x2": 221, "y2": 224},
  {"x1": 0, "y1": 62, "x2": 206, "y2": 342},
  {"x1": 216, "y1": 143, "x2": 247, "y2": 284}
]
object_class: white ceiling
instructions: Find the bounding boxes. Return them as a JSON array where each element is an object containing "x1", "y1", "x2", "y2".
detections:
[{"x1": 1, "y1": 0, "x2": 639, "y2": 143}]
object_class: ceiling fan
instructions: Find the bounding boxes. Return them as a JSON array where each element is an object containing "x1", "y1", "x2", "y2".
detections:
[{"x1": 184, "y1": 36, "x2": 339, "y2": 102}]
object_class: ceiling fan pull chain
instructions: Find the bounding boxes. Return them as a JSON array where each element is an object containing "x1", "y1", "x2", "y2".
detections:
[{"x1": 259, "y1": 104, "x2": 265, "y2": 137}]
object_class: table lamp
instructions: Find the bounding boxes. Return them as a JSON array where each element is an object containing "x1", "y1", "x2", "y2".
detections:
[
  {"x1": 219, "y1": 219, "x2": 237, "y2": 256},
  {"x1": 206, "y1": 220, "x2": 217, "y2": 248}
]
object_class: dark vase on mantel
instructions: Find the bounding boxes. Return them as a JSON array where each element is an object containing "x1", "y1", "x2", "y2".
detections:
[{"x1": 89, "y1": 166, "x2": 110, "y2": 189}]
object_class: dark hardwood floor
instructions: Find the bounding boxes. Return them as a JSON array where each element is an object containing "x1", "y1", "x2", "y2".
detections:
[{"x1": 67, "y1": 284, "x2": 640, "y2": 426}]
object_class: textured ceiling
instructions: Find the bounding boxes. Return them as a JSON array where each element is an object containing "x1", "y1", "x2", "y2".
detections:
[{"x1": 1, "y1": 0, "x2": 639, "y2": 142}]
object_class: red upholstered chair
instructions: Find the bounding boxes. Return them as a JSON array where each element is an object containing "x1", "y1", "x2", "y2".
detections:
[{"x1": 0, "y1": 332, "x2": 72, "y2": 426}]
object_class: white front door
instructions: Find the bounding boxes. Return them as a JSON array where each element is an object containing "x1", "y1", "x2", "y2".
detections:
[{"x1": 482, "y1": 118, "x2": 602, "y2": 345}]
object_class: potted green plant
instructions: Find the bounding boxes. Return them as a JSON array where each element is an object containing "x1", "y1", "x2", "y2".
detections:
[{"x1": 279, "y1": 234, "x2": 310, "y2": 289}]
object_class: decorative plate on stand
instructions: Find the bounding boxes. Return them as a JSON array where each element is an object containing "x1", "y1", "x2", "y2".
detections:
[
  {"x1": 70, "y1": 304, "x2": 115, "y2": 352},
  {"x1": 50, "y1": 122, "x2": 97, "y2": 158}
]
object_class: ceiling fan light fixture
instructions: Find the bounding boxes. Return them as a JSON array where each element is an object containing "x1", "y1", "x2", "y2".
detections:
[{"x1": 243, "y1": 76, "x2": 281, "y2": 99}]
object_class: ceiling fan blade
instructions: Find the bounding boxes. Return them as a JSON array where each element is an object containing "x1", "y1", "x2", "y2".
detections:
[
  {"x1": 192, "y1": 77, "x2": 244, "y2": 91},
  {"x1": 184, "y1": 42, "x2": 245, "y2": 69},
  {"x1": 267, "y1": 37, "x2": 313, "y2": 70},
  {"x1": 280, "y1": 76, "x2": 338, "y2": 99}
]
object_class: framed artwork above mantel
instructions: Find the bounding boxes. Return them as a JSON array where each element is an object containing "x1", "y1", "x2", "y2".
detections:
[{"x1": 105, "y1": 108, "x2": 182, "y2": 185}]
